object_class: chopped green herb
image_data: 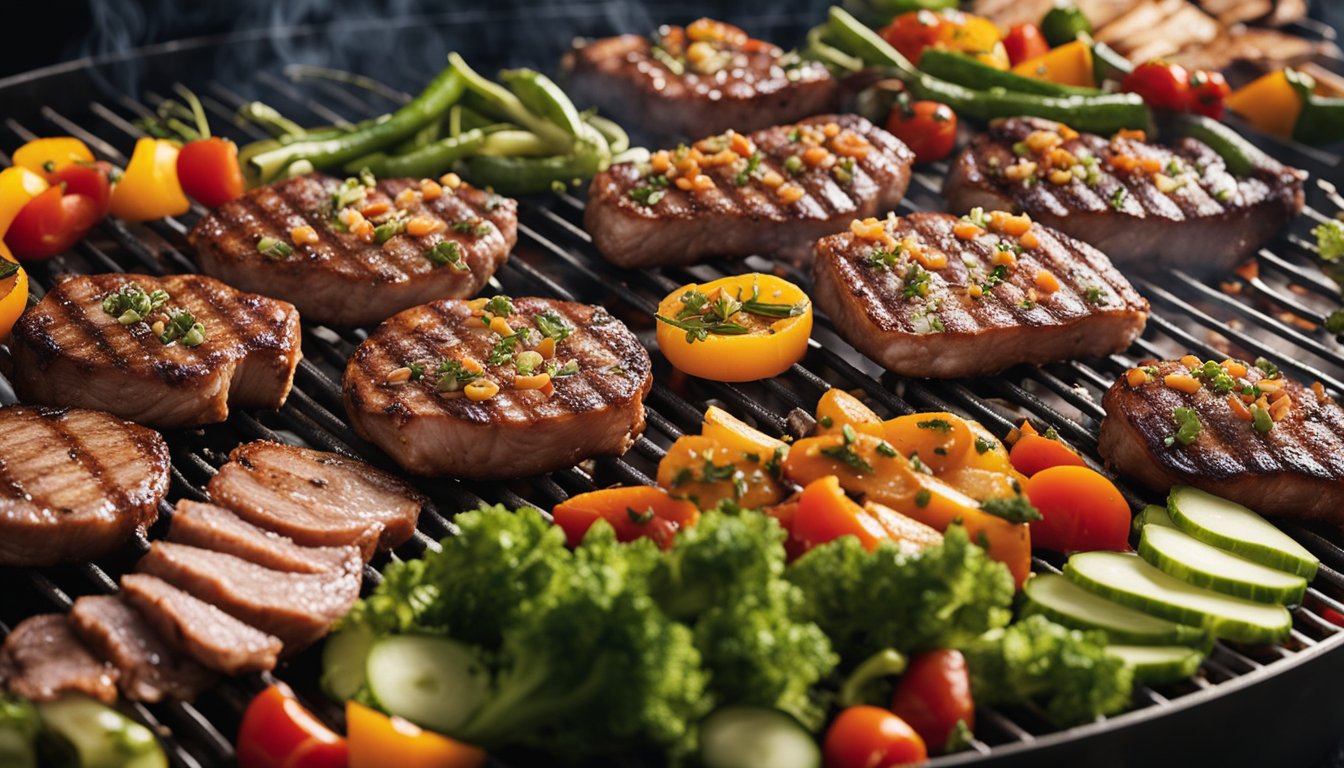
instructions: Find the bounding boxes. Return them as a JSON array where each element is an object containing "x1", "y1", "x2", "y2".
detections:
[
  {"x1": 980, "y1": 495, "x2": 1042, "y2": 524},
  {"x1": 734, "y1": 153, "x2": 763, "y2": 186},
  {"x1": 358, "y1": 167, "x2": 377, "y2": 188},
  {"x1": 909, "y1": 454, "x2": 931, "y2": 475},
  {"x1": 1314, "y1": 220, "x2": 1344, "y2": 263},
  {"x1": 764, "y1": 445, "x2": 787, "y2": 479},
  {"x1": 866, "y1": 245, "x2": 903, "y2": 270},
  {"x1": 482, "y1": 295, "x2": 515, "y2": 320},
  {"x1": 1012, "y1": 141, "x2": 1030, "y2": 157},
  {"x1": 488, "y1": 329, "x2": 532, "y2": 366},
  {"x1": 670, "y1": 467, "x2": 694, "y2": 487},
  {"x1": 1250, "y1": 404, "x2": 1273, "y2": 434},
  {"x1": 515, "y1": 350, "x2": 544, "y2": 376},
  {"x1": 787, "y1": 128, "x2": 801, "y2": 142},
  {"x1": 917, "y1": 418, "x2": 952, "y2": 432},
  {"x1": 256, "y1": 236, "x2": 293, "y2": 260},
  {"x1": 1194, "y1": 360, "x2": 1235, "y2": 393},
  {"x1": 818, "y1": 415, "x2": 834, "y2": 428},
  {"x1": 330, "y1": 176, "x2": 369, "y2": 215},
  {"x1": 627, "y1": 506, "x2": 656, "y2": 525},
  {"x1": 374, "y1": 217, "x2": 406, "y2": 244},
  {"x1": 406, "y1": 362, "x2": 425, "y2": 381},
  {"x1": 820, "y1": 425, "x2": 874, "y2": 474},
  {"x1": 962, "y1": 207, "x2": 990, "y2": 229},
  {"x1": 832, "y1": 157, "x2": 855, "y2": 185},
  {"x1": 435, "y1": 359, "x2": 480, "y2": 392},
  {"x1": 159, "y1": 309, "x2": 206, "y2": 347},
  {"x1": 533, "y1": 311, "x2": 572, "y2": 341},
  {"x1": 1164, "y1": 406, "x2": 1202, "y2": 447},
  {"x1": 547, "y1": 360, "x2": 580, "y2": 378},
  {"x1": 902, "y1": 264, "x2": 931, "y2": 299},
  {"x1": 914, "y1": 489, "x2": 931, "y2": 508},
  {"x1": 423, "y1": 240, "x2": 470, "y2": 271},
  {"x1": 629, "y1": 182, "x2": 668, "y2": 206},
  {"x1": 101, "y1": 283, "x2": 170, "y2": 326},
  {"x1": 974, "y1": 436, "x2": 994, "y2": 454},
  {"x1": 1109, "y1": 187, "x2": 1127, "y2": 211},
  {"x1": 0, "y1": 261, "x2": 17, "y2": 280},
  {"x1": 1019, "y1": 297, "x2": 1036, "y2": 310},
  {"x1": 979, "y1": 264, "x2": 1009, "y2": 295},
  {"x1": 876, "y1": 441, "x2": 899, "y2": 458},
  {"x1": 655, "y1": 283, "x2": 806, "y2": 344},
  {"x1": 1084, "y1": 285, "x2": 1107, "y2": 305},
  {"x1": 1253, "y1": 357, "x2": 1280, "y2": 379},
  {"x1": 451, "y1": 220, "x2": 492, "y2": 237}
]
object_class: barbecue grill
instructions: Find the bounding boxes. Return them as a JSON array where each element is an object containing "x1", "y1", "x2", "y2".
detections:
[{"x1": 2, "y1": 3, "x2": 1343, "y2": 766}]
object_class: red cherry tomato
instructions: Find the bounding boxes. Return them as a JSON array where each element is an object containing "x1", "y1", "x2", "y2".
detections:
[
  {"x1": 1121, "y1": 60, "x2": 1191, "y2": 112},
  {"x1": 1003, "y1": 23, "x2": 1050, "y2": 68},
  {"x1": 1009, "y1": 433, "x2": 1087, "y2": 477},
  {"x1": 879, "y1": 10, "x2": 947, "y2": 65},
  {"x1": 236, "y1": 683, "x2": 348, "y2": 768},
  {"x1": 1188, "y1": 69, "x2": 1231, "y2": 119},
  {"x1": 5, "y1": 162, "x2": 114, "y2": 260},
  {"x1": 177, "y1": 136, "x2": 244, "y2": 207},
  {"x1": 1024, "y1": 465, "x2": 1131, "y2": 553},
  {"x1": 884, "y1": 97, "x2": 958, "y2": 165},
  {"x1": 889, "y1": 649, "x2": 975, "y2": 755},
  {"x1": 824, "y1": 706, "x2": 927, "y2": 768}
]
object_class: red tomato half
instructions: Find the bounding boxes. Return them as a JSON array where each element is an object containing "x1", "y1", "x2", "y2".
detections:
[
  {"x1": 1121, "y1": 60, "x2": 1191, "y2": 112},
  {"x1": 879, "y1": 10, "x2": 947, "y2": 65},
  {"x1": 1188, "y1": 69, "x2": 1231, "y2": 119},
  {"x1": 177, "y1": 136, "x2": 244, "y2": 207},
  {"x1": 824, "y1": 706, "x2": 927, "y2": 768},
  {"x1": 236, "y1": 684, "x2": 348, "y2": 768},
  {"x1": 1025, "y1": 465, "x2": 1131, "y2": 553},
  {"x1": 1003, "y1": 23, "x2": 1049, "y2": 68},
  {"x1": 884, "y1": 99, "x2": 958, "y2": 165},
  {"x1": 890, "y1": 649, "x2": 975, "y2": 754},
  {"x1": 5, "y1": 162, "x2": 113, "y2": 260}
]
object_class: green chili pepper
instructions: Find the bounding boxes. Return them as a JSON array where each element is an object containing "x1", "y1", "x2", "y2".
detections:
[
  {"x1": 1041, "y1": 5, "x2": 1093, "y2": 48},
  {"x1": 346, "y1": 129, "x2": 488, "y2": 177},
  {"x1": 501, "y1": 68, "x2": 586, "y2": 139}
]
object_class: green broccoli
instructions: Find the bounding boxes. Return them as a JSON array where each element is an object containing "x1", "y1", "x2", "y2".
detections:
[
  {"x1": 960, "y1": 614, "x2": 1135, "y2": 727},
  {"x1": 651, "y1": 509, "x2": 788, "y2": 620},
  {"x1": 1314, "y1": 219, "x2": 1344, "y2": 263}
]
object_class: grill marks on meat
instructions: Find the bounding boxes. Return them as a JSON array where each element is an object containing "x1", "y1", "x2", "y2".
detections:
[
  {"x1": 812, "y1": 212, "x2": 1148, "y2": 378},
  {"x1": 344, "y1": 297, "x2": 653, "y2": 478},
  {"x1": 585, "y1": 115, "x2": 914, "y2": 268},
  {"x1": 1099, "y1": 360, "x2": 1344, "y2": 521},
  {"x1": 11, "y1": 273, "x2": 301, "y2": 428},
  {"x1": 69, "y1": 596, "x2": 216, "y2": 702},
  {"x1": 169, "y1": 499, "x2": 364, "y2": 573},
  {"x1": 944, "y1": 117, "x2": 1304, "y2": 274},
  {"x1": 206, "y1": 441, "x2": 424, "y2": 553},
  {"x1": 1, "y1": 615, "x2": 119, "y2": 704},
  {"x1": 0, "y1": 406, "x2": 169, "y2": 566},
  {"x1": 565, "y1": 28, "x2": 837, "y2": 140},
  {"x1": 121, "y1": 573, "x2": 282, "y2": 676},
  {"x1": 188, "y1": 174, "x2": 517, "y2": 328}
]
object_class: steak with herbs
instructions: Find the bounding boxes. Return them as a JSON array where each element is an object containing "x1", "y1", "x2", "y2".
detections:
[
  {"x1": 585, "y1": 114, "x2": 914, "y2": 268},
  {"x1": 188, "y1": 173, "x2": 516, "y2": 328},
  {"x1": 69, "y1": 595, "x2": 216, "y2": 703},
  {"x1": 344, "y1": 295, "x2": 652, "y2": 478},
  {"x1": 812, "y1": 211, "x2": 1148, "y2": 378},
  {"x1": 10, "y1": 273, "x2": 301, "y2": 428},
  {"x1": 120, "y1": 573, "x2": 282, "y2": 675},
  {"x1": 0, "y1": 614, "x2": 118, "y2": 704},
  {"x1": 944, "y1": 117, "x2": 1304, "y2": 274}
]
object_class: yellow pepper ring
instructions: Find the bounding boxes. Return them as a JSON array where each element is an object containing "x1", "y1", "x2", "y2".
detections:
[
  {"x1": 655, "y1": 272, "x2": 813, "y2": 383},
  {"x1": 0, "y1": 243, "x2": 30, "y2": 343}
]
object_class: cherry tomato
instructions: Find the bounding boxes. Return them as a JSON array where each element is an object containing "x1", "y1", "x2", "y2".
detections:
[
  {"x1": 824, "y1": 706, "x2": 927, "y2": 768},
  {"x1": 177, "y1": 136, "x2": 245, "y2": 207},
  {"x1": 879, "y1": 10, "x2": 947, "y2": 66},
  {"x1": 1188, "y1": 69, "x2": 1231, "y2": 119},
  {"x1": 889, "y1": 649, "x2": 975, "y2": 754},
  {"x1": 1121, "y1": 60, "x2": 1191, "y2": 112},
  {"x1": 237, "y1": 684, "x2": 348, "y2": 768},
  {"x1": 1003, "y1": 23, "x2": 1049, "y2": 68},
  {"x1": 5, "y1": 162, "x2": 114, "y2": 260},
  {"x1": 1009, "y1": 433, "x2": 1087, "y2": 477},
  {"x1": 884, "y1": 97, "x2": 958, "y2": 165},
  {"x1": 1025, "y1": 465, "x2": 1131, "y2": 553}
]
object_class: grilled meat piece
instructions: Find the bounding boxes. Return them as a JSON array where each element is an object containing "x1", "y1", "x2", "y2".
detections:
[
  {"x1": 344, "y1": 296, "x2": 652, "y2": 478},
  {"x1": 69, "y1": 595, "x2": 216, "y2": 703},
  {"x1": 1099, "y1": 359, "x2": 1344, "y2": 521},
  {"x1": 0, "y1": 615, "x2": 118, "y2": 704},
  {"x1": 206, "y1": 441, "x2": 424, "y2": 553},
  {"x1": 564, "y1": 21, "x2": 837, "y2": 140},
  {"x1": 586, "y1": 114, "x2": 913, "y2": 268},
  {"x1": 188, "y1": 174, "x2": 516, "y2": 328},
  {"x1": 944, "y1": 117, "x2": 1304, "y2": 274},
  {"x1": 0, "y1": 406, "x2": 169, "y2": 566},
  {"x1": 136, "y1": 541, "x2": 362, "y2": 651},
  {"x1": 169, "y1": 500, "x2": 364, "y2": 573},
  {"x1": 121, "y1": 573, "x2": 281, "y2": 675},
  {"x1": 11, "y1": 273, "x2": 301, "y2": 428},
  {"x1": 812, "y1": 211, "x2": 1148, "y2": 378}
]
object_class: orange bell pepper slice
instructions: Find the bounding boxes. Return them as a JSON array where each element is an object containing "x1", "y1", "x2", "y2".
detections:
[
  {"x1": 815, "y1": 388, "x2": 884, "y2": 437},
  {"x1": 1011, "y1": 40, "x2": 1094, "y2": 87},
  {"x1": 552, "y1": 485, "x2": 699, "y2": 549},
  {"x1": 701, "y1": 405, "x2": 788, "y2": 458},
  {"x1": 1009, "y1": 433, "x2": 1087, "y2": 476},
  {"x1": 794, "y1": 475, "x2": 888, "y2": 551},
  {"x1": 108, "y1": 137, "x2": 190, "y2": 222},
  {"x1": 657, "y1": 434, "x2": 784, "y2": 510},
  {"x1": 0, "y1": 166, "x2": 50, "y2": 238},
  {"x1": 347, "y1": 700, "x2": 486, "y2": 768},
  {"x1": 881, "y1": 412, "x2": 973, "y2": 474},
  {"x1": 0, "y1": 243, "x2": 29, "y2": 343},
  {"x1": 1226, "y1": 70, "x2": 1304, "y2": 138}
]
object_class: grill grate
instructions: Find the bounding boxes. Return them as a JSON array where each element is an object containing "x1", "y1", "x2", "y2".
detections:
[{"x1": 2, "y1": 10, "x2": 1344, "y2": 767}]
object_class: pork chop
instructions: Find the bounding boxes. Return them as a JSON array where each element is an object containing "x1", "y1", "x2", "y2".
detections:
[
  {"x1": 0, "y1": 614, "x2": 118, "y2": 704},
  {"x1": 188, "y1": 173, "x2": 516, "y2": 328},
  {"x1": 169, "y1": 499, "x2": 363, "y2": 573},
  {"x1": 812, "y1": 210, "x2": 1148, "y2": 378},
  {"x1": 120, "y1": 573, "x2": 281, "y2": 675},
  {"x1": 0, "y1": 406, "x2": 169, "y2": 566},
  {"x1": 344, "y1": 295, "x2": 653, "y2": 478},
  {"x1": 10, "y1": 273, "x2": 301, "y2": 428},
  {"x1": 69, "y1": 595, "x2": 216, "y2": 703},
  {"x1": 585, "y1": 114, "x2": 913, "y2": 268}
]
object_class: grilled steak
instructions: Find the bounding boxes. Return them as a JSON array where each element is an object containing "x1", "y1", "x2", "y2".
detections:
[
  {"x1": 0, "y1": 406, "x2": 169, "y2": 566},
  {"x1": 1099, "y1": 357, "x2": 1344, "y2": 521},
  {"x1": 121, "y1": 573, "x2": 281, "y2": 675},
  {"x1": 206, "y1": 441, "x2": 424, "y2": 553},
  {"x1": 11, "y1": 273, "x2": 301, "y2": 428},
  {"x1": 564, "y1": 19, "x2": 837, "y2": 140},
  {"x1": 169, "y1": 500, "x2": 362, "y2": 573},
  {"x1": 188, "y1": 174, "x2": 517, "y2": 328},
  {"x1": 586, "y1": 114, "x2": 913, "y2": 268},
  {"x1": 812, "y1": 211, "x2": 1148, "y2": 378},
  {"x1": 69, "y1": 595, "x2": 216, "y2": 703},
  {"x1": 136, "y1": 541, "x2": 362, "y2": 651},
  {"x1": 0, "y1": 615, "x2": 118, "y2": 704},
  {"x1": 344, "y1": 295, "x2": 652, "y2": 478},
  {"x1": 944, "y1": 117, "x2": 1304, "y2": 274}
]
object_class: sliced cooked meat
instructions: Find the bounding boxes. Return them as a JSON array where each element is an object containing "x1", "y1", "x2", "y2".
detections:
[
  {"x1": 120, "y1": 573, "x2": 281, "y2": 675},
  {"x1": 0, "y1": 615, "x2": 118, "y2": 704},
  {"x1": 0, "y1": 405, "x2": 169, "y2": 566},
  {"x1": 206, "y1": 441, "x2": 424, "y2": 552},
  {"x1": 136, "y1": 541, "x2": 361, "y2": 651},
  {"x1": 1099, "y1": 358, "x2": 1344, "y2": 522},
  {"x1": 10, "y1": 273, "x2": 302, "y2": 428},
  {"x1": 188, "y1": 174, "x2": 517, "y2": 328},
  {"x1": 944, "y1": 117, "x2": 1304, "y2": 275},
  {"x1": 69, "y1": 595, "x2": 216, "y2": 703},
  {"x1": 169, "y1": 499, "x2": 363, "y2": 573},
  {"x1": 564, "y1": 19, "x2": 837, "y2": 140},
  {"x1": 812, "y1": 211, "x2": 1148, "y2": 378},
  {"x1": 586, "y1": 114, "x2": 913, "y2": 268},
  {"x1": 344, "y1": 295, "x2": 652, "y2": 478}
]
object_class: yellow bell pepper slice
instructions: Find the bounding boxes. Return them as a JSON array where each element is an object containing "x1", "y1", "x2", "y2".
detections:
[
  {"x1": 0, "y1": 166, "x2": 50, "y2": 239},
  {"x1": 108, "y1": 137, "x2": 190, "y2": 222},
  {"x1": 658, "y1": 434, "x2": 785, "y2": 509},
  {"x1": 346, "y1": 700, "x2": 486, "y2": 768},
  {"x1": 1226, "y1": 70, "x2": 1304, "y2": 139},
  {"x1": 881, "y1": 412, "x2": 973, "y2": 474},
  {"x1": 11, "y1": 137, "x2": 94, "y2": 179},
  {"x1": 0, "y1": 243, "x2": 29, "y2": 343},
  {"x1": 815, "y1": 388, "x2": 884, "y2": 437},
  {"x1": 1011, "y1": 40, "x2": 1094, "y2": 88},
  {"x1": 701, "y1": 405, "x2": 788, "y2": 457}
]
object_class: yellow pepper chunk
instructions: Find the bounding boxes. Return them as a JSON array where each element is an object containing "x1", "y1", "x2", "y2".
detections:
[
  {"x1": 1011, "y1": 41, "x2": 1094, "y2": 88},
  {"x1": 1226, "y1": 70, "x2": 1304, "y2": 138},
  {"x1": 108, "y1": 138, "x2": 190, "y2": 222}
]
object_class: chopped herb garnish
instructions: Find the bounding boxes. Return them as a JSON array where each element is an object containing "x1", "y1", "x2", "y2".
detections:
[
  {"x1": 1194, "y1": 360, "x2": 1235, "y2": 393},
  {"x1": 1018, "y1": 297, "x2": 1036, "y2": 310},
  {"x1": 876, "y1": 441, "x2": 899, "y2": 458},
  {"x1": 515, "y1": 350, "x2": 544, "y2": 376},
  {"x1": 671, "y1": 467, "x2": 694, "y2": 487},
  {"x1": 406, "y1": 362, "x2": 425, "y2": 381},
  {"x1": 547, "y1": 360, "x2": 580, "y2": 378},
  {"x1": 764, "y1": 445, "x2": 787, "y2": 479},
  {"x1": 1251, "y1": 404, "x2": 1273, "y2": 434},
  {"x1": 159, "y1": 309, "x2": 206, "y2": 347},
  {"x1": 435, "y1": 359, "x2": 480, "y2": 392},
  {"x1": 1254, "y1": 357, "x2": 1280, "y2": 379},
  {"x1": 784, "y1": 155, "x2": 804, "y2": 175},
  {"x1": 374, "y1": 217, "x2": 406, "y2": 244},
  {"x1": 358, "y1": 167, "x2": 377, "y2": 188},
  {"x1": 914, "y1": 489, "x2": 931, "y2": 508},
  {"x1": 102, "y1": 283, "x2": 170, "y2": 326},
  {"x1": 974, "y1": 436, "x2": 995, "y2": 454},
  {"x1": 961, "y1": 207, "x2": 990, "y2": 229},
  {"x1": 1011, "y1": 141, "x2": 1029, "y2": 157},
  {"x1": 0, "y1": 261, "x2": 17, "y2": 280},
  {"x1": 734, "y1": 153, "x2": 763, "y2": 186},
  {"x1": 909, "y1": 454, "x2": 931, "y2": 475},
  {"x1": 629, "y1": 182, "x2": 668, "y2": 206},
  {"x1": 488, "y1": 329, "x2": 532, "y2": 366},
  {"x1": 1109, "y1": 187, "x2": 1128, "y2": 211},
  {"x1": 533, "y1": 311, "x2": 572, "y2": 341},
  {"x1": 787, "y1": 128, "x2": 801, "y2": 142},
  {"x1": 818, "y1": 415, "x2": 834, "y2": 428},
  {"x1": 820, "y1": 424, "x2": 875, "y2": 474},
  {"x1": 257, "y1": 236, "x2": 293, "y2": 260},
  {"x1": 979, "y1": 264, "x2": 1009, "y2": 295},
  {"x1": 832, "y1": 157, "x2": 855, "y2": 185},
  {"x1": 917, "y1": 418, "x2": 952, "y2": 432},
  {"x1": 627, "y1": 506, "x2": 656, "y2": 525},
  {"x1": 1164, "y1": 406, "x2": 1202, "y2": 447},
  {"x1": 866, "y1": 245, "x2": 903, "y2": 270},
  {"x1": 902, "y1": 264, "x2": 931, "y2": 299},
  {"x1": 451, "y1": 220, "x2": 492, "y2": 237},
  {"x1": 424, "y1": 240, "x2": 470, "y2": 271},
  {"x1": 482, "y1": 295, "x2": 515, "y2": 320},
  {"x1": 330, "y1": 176, "x2": 369, "y2": 215},
  {"x1": 1084, "y1": 285, "x2": 1107, "y2": 305},
  {"x1": 655, "y1": 283, "x2": 807, "y2": 343},
  {"x1": 980, "y1": 495, "x2": 1042, "y2": 524}
]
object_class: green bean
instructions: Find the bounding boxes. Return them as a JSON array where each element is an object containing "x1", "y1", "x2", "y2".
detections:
[
  {"x1": 584, "y1": 114, "x2": 630, "y2": 155},
  {"x1": 448, "y1": 53, "x2": 572, "y2": 154},
  {"x1": 465, "y1": 144, "x2": 606, "y2": 195},
  {"x1": 478, "y1": 130, "x2": 552, "y2": 157},
  {"x1": 345, "y1": 129, "x2": 488, "y2": 178},
  {"x1": 501, "y1": 68, "x2": 585, "y2": 139},
  {"x1": 1162, "y1": 113, "x2": 1274, "y2": 177},
  {"x1": 805, "y1": 23, "x2": 864, "y2": 75}
]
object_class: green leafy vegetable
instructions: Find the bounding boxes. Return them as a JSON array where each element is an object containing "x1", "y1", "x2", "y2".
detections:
[{"x1": 1314, "y1": 220, "x2": 1344, "y2": 263}]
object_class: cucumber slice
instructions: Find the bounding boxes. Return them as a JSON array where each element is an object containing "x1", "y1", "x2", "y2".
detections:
[
  {"x1": 1106, "y1": 644, "x2": 1204, "y2": 685},
  {"x1": 1168, "y1": 486, "x2": 1318, "y2": 579},
  {"x1": 1064, "y1": 552, "x2": 1292, "y2": 644},
  {"x1": 700, "y1": 707, "x2": 821, "y2": 768},
  {"x1": 1140, "y1": 524, "x2": 1307, "y2": 605},
  {"x1": 1023, "y1": 573, "x2": 1207, "y2": 647},
  {"x1": 365, "y1": 635, "x2": 491, "y2": 733},
  {"x1": 1133, "y1": 504, "x2": 1175, "y2": 535},
  {"x1": 321, "y1": 623, "x2": 375, "y2": 701},
  {"x1": 36, "y1": 695, "x2": 167, "y2": 768}
]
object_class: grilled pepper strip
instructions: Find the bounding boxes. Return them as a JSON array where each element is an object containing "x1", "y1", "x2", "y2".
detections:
[
  {"x1": 501, "y1": 68, "x2": 585, "y2": 139},
  {"x1": 918, "y1": 49, "x2": 1099, "y2": 97},
  {"x1": 344, "y1": 129, "x2": 487, "y2": 177},
  {"x1": 449, "y1": 53, "x2": 573, "y2": 155}
]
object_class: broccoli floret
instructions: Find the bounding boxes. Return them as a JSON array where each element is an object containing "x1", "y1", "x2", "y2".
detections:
[
  {"x1": 960, "y1": 614, "x2": 1134, "y2": 727},
  {"x1": 651, "y1": 510, "x2": 788, "y2": 620},
  {"x1": 787, "y1": 525, "x2": 1015, "y2": 663},
  {"x1": 1314, "y1": 219, "x2": 1344, "y2": 263}
]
